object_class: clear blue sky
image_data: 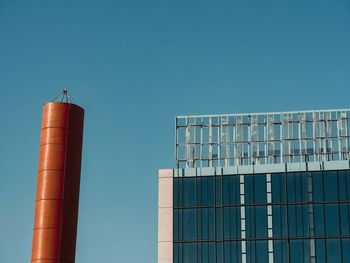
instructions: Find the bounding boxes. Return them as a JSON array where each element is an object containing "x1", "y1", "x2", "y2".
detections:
[{"x1": 0, "y1": 1, "x2": 349, "y2": 262}]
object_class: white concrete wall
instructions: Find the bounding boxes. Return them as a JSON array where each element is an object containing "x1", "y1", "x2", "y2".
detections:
[{"x1": 158, "y1": 169, "x2": 173, "y2": 263}]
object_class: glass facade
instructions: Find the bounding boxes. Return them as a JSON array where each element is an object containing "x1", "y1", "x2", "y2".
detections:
[{"x1": 173, "y1": 170, "x2": 350, "y2": 263}]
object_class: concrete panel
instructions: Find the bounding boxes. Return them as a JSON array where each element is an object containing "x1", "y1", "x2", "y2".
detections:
[
  {"x1": 159, "y1": 169, "x2": 173, "y2": 178},
  {"x1": 158, "y1": 177, "x2": 173, "y2": 208},
  {"x1": 201, "y1": 167, "x2": 216, "y2": 176},
  {"x1": 158, "y1": 207, "x2": 173, "y2": 242},
  {"x1": 158, "y1": 169, "x2": 173, "y2": 263},
  {"x1": 323, "y1": 160, "x2": 350, "y2": 170},
  {"x1": 184, "y1": 168, "x2": 196, "y2": 177},
  {"x1": 308, "y1": 162, "x2": 322, "y2": 171},
  {"x1": 223, "y1": 166, "x2": 237, "y2": 175},
  {"x1": 158, "y1": 241, "x2": 173, "y2": 263},
  {"x1": 287, "y1": 162, "x2": 307, "y2": 172}
]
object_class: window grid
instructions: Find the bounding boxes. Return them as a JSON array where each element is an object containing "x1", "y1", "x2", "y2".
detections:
[{"x1": 174, "y1": 170, "x2": 350, "y2": 263}]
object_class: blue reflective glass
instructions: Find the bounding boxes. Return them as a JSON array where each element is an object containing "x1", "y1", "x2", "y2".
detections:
[
  {"x1": 288, "y1": 205, "x2": 296, "y2": 238},
  {"x1": 183, "y1": 177, "x2": 196, "y2": 206},
  {"x1": 312, "y1": 172, "x2": 323, "y2": 201},
  {"x1": 197, "y1": 208, "x2": 215, "y2": 240},
  {"x1": 216, "y1": 208, "x2": 222, "y2": 240},
  {"x1": 174, "y1": 209, "x2": 179, "y2": 241},
  {"x1": 342, "y1": 239, "x2": 350, "y2": 263},
  {"x1": 174, "y1": 243, "x2": 180, "y2": 263},
  {"x1": 245, "y1": 175, "x2": 254, "y2": 204},
  {"x1": 273, "y1": 240, "x2": 282, "y2": 263},
  {"x1": 347, "y1": 171, "x2": 350, "y2": 198},
  {"x1": 326, "y1": 239, "x2": 341, "y2": 262},
  {"x1": 295, "y1": 205, "x2": 304, "y2": 237},
  {"x1": 183, "y1": 243, "x2": 197, "y2": 263},
  {"x1": 323, "y1": 171, "x2": 338, "y2": 201},
  {"x1": 340, "y1": 204, "x2": 350, "y2": 236},
  {"x1": 198, "y1": 242, "x2": 215, "y2": 263},
  {"x1": 302, "y1": 205, "x2": 309, "y2": 237},
  {"x1": 272, "y1": 173, "x2": 286, "y2": 203},
  {"x1": 174, "y1": 178, "x2": 183, "y2": 207},
  {"x1": 230, "y1": 176, "x2": 240, "y2": 204},
  {"x1": 246, "y1": 241, "x2": 256, "y2": 263},
  {"x1": 294, "y1": 173, "x2": 302, "y2": 202},
  {"x1": 255, "y1": 174, "x2": 267, "y2": 204},
  {"x1": 314, "y1": 204, "x2": 325, "y2": 236},
  {"x1": 301, "y1": 172, "x2": 308, "y2": 201},
  {"x1": 255, "y1": 206, "x2": 267, "y2": 237},
  {"x1": 208, "y1": 242, "x2": 215, "y2": 262},
  {"x1": 198, "y1": 242, "x2": 206, "y2": 263},
  {"x1": 287, "y1": 173, "x2": 296, "y2": 202},
  {"x1": 273, "y1": 206, "x2": 281, "y2": 237},
  {"x1": 338, "y1": 171, "x2": 347, "y2": 200},
  {"x1": 290, "y1": 240, "x2": 303, "y2": 263},
  {"x1": 246, "y1": 207, "x2": 255, "y2": 238},
  {"x1": 224, "y1": 207, "x2": 241, "y2": 239},
  {"x1": 183, "y1": 209, "x2": 196, "y2": 240},
  {"x1": 197, "y1": 177, "x2": 215, "y2": 206},
  {"x1": 303, "y1": 240, "x2": 310, "y2": 263},
  {"x1": 316, "y1": 239, "x2": 326, "y2": 263},
  {"x1": 223, "y1": 176, "x2": 230, "y2": 205},
  {"x1": 216, "y1": 177, "x2": 222, "y2": 206},
  {"x1": 255, "y1": 241, "x2": 268, "y2": 263},
  {"x1": 216, "y1": 242, "x2": 223, "y2": 263},
  {"x1": 325, "y1": 204, "x2": 340, "y2": 236}
]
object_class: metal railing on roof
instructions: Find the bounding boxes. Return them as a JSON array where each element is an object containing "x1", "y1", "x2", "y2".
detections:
[{"x1": 175, "y1": 109, "x2": 350, "y2": 168}]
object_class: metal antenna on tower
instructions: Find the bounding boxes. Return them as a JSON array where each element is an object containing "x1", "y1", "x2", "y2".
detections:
[{"x1": 52, "y1": 88, "x2": 75, "y2": 103}]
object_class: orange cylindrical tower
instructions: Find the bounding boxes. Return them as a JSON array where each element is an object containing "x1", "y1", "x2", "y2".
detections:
[{"x1": 31, "y1": 101, "x2": 84, "y2": 263}]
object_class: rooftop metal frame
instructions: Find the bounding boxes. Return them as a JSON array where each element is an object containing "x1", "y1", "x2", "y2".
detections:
[{"x1": 175, "y1": 109, "x2": 350, "y2": 169}]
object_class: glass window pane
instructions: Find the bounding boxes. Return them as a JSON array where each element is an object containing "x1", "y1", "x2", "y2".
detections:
[
  {"x1": 255, "y1": 174, "x2": 267, "y2": 204},
  {"x1": 183, "y1": 178, "x2": 196, "y2": 206},
  {"x1": 216, "y1": 242, "x2": 223, "y2": 263},
  {"x1": 230, "y1": 176, "x2": 240, "y2": 204},
  {"x1": 207, "y1": 177, "x2": 214, "y2": 205},
  {"x1": 223, "y1": 176, "x2": 230, "y2": 205},
  {"x1": 183, "y1": 243, "x2": 197, "y2": 263},
  {"x1": 312, "y1": 172, "x2": 323, "y2": 201},
  {"x1": 174, "y1": 209, "x2": 180, "y2": 241},
  {"x1": 246, "y1": 207, "x2": 255, "y2": 238},
  {"x1": 245, "y1": 175, "x2": 254, "y2": 204},
  {"x1": 290, "y1": 240, "x2": 303, "y2": 263},
  {"x1": 287, "y1": 173, "x2": 296, "y2": 202},
  {"x1": 208, "y1": 208, "x2": 215, "y2": 240},
  {"x1": 340, "y1": 204, "x2": 350, "y2": 236},
  {"x1": 314, "y1": 204, "x2": 325, "y2": 236},
  {"x1": 174, "y1": 178, "x2": 183, "y2": 207},
  {"x1": 323, "y1": 171, "x2": 338, "y2": 201},
  {"x1": 316, "y1": 239, "x2": 326, "y2": 263},
  {"x1": 338, "y1": 171, "x2": 347, "y2": 200},
  {"x1": 295, "y1": 173, "x2": 302, "y2": 202},
  {"x1": 256, "y1": 241, "x2": 268, "y2": 263},
  {"x1": 255, "y1": 206, "x2": 267, "y2": 238},
  {"x1": 216, "y1": 176, "x2": 222, "y2": 206},
  {"x1": 216, "y1": 208, "x2": 222, "y2": 240},
  {"x1": 273, "y1": 206, "x2": 281, "y2": 237},
  {"x1": 272, "y1": 173, "x2": 282, "y2": 203},
  {"x1": 288, "y1": 205, "x2": 296, "y2": 238},
  {"x1": 183, "y1": 209, "x2": 196, "y2": 240},
  {"x1": 325, "y1": 204, "x2": 340, "y2": 236},
  {"x1": 301, "y1": 172, "x2": 308, "y2": 201},
  {"x1": 174, "y1": 243, "x2": 181, "y2": 263},
  {"x1": 303, "y1": 240, "x2": 310, "y2": 263},
  {"x1": 342, "y1": 239, "x2": 350, "y2": 263},
  {"x1": 326, "y1": 239, "x2": 341, "y2": 262}
]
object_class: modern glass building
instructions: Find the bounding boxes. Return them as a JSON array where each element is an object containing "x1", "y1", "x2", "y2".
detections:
[{"x1": 158, "y1": 109, "x2": 350, "y2": 263}]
